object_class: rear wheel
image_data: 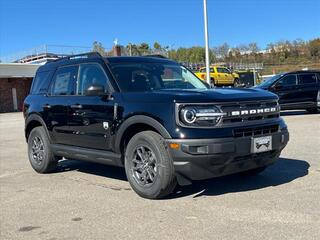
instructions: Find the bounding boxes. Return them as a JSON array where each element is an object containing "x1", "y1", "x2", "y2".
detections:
[
  {"x1": 27, "y1": 126, "x2": 58, "y2": 173},
  {"x1": 240, "y1": 166, "x2": 267, "y2": 176},
  {"x1": 124, "y1": 131, "x2": 176, "y2": 199}
]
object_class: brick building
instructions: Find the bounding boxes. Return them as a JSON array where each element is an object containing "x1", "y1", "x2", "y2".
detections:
[{"x1": 0, "y1": 63, "x2": 40, "y2": 112}]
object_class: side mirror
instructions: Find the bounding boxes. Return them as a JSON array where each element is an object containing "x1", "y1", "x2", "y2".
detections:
[{"x1": 85, "y1": 84, "x2": 106, "y2": 96}]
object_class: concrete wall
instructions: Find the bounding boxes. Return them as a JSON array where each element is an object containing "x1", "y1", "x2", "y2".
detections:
[{"x1": 0, "y1": 78, "x2": 32, "y2": 113}]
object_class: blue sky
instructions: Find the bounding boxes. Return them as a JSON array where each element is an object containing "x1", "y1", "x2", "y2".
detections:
[{"x1": 0, "y1": 0, "x2": 319, "y2": 56}]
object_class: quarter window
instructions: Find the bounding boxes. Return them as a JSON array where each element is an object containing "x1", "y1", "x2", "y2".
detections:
[
  {"x1": 77, "y1": 64, "x2": 108, "y2": 95},
  {"x1": 51, "y1": 66, "x2": 78, "y2": 95},
  {"x1": 298, "y1": 73, "x2": 317, "y2": 85},
  {"x1": 31, "y1": 71, "x2": 51, "y2": 94}
]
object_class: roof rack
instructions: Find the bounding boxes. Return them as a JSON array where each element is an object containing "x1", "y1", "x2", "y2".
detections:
[{"x1": 50, "y1": 51, "x2": 103, "y2": 63}]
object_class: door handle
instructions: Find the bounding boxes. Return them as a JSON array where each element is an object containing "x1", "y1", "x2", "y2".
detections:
[
  {"x1": 71, "y1": 104, "x2": 83, "y2": 109},
  {"x1": 43, "y1": 104, "x2": 51, "y2": 109}
]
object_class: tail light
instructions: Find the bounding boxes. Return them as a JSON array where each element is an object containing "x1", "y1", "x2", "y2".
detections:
[{"x1": 201, "y1": 74, "x2": 205, "y2": 79}]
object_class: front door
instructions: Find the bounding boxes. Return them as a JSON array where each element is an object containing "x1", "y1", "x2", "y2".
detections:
[
  {"x1": 270, "y1": 74, "x2": 298, "y2": 106},
  {"x1": 67, "y1": 63, "x2": 115, "y2": 150}
]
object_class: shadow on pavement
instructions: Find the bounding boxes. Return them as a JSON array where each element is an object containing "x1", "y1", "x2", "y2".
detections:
[
  {"x1": 169, "y1": 158, "x2": 309, "y2": 199},
  {"x1": 56, "y1": 159, "x2": 128, "y2": 182},
  {"x1": 55, "y1": 157, "x2": 309, "y2": 199}
]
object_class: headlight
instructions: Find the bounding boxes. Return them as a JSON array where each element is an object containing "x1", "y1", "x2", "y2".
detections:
[{"x1": 177, "y1": 104, "x2": 225, "y2": 127}]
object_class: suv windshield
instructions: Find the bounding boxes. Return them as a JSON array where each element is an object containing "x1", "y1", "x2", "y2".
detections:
[
  {"x1": 110, "y1": 62, "x2": 207, "y2": 92},
  {"x1": 257, "y1": 74, "x2": 283, "y2": 88}
]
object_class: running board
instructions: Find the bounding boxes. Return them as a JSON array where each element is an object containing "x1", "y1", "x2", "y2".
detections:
[{"x1": 51, "y1": 144, "x2": 123, "y2": 167}]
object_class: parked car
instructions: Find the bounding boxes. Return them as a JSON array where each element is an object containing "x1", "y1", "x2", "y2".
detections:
[
  {"x1": 255, "y1": 70, "x2": 320, "y2": 113},
  {"x1": 24, "y1": 52, "x2": 289, "y2": 199},
  {"x1": 195, "y1": 66, "x2": 237, "y2": 86}
]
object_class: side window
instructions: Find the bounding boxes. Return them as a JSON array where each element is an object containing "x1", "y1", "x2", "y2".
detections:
[
  {"x1": 77, "y1": 63, "x2": 108, "y2": 95},
  {"x1": 216, "y1": 67, "x2": 229, "y2": 74},
  {"x1": 277, "y1": 75, "x2": 297, "y2": 86},
  {"x1": 51, "y1": 66, "x2": 78, "y2": 95},
  {"x1": 31, "y1": 71, "x2": 51, "y2": 94},
  {"x1": 298, "y1": 73, "x2": 317, "y2": 85},
  {"x1": 200, "y1": 68, "x2": 214, "y2": 73}
]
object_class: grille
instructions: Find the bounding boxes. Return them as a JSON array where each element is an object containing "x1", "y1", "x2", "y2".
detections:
[
  {"x1": 221, "y1": 100, "x2": 280, "y2": 125},
  {"x1": 233, "y1": 124, "x2": 279, "y2": 138}
]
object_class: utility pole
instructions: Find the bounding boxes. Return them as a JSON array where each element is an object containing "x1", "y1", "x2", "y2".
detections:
[{"x1": 203, "y1": 0, "x2": 211, "y2": 86}]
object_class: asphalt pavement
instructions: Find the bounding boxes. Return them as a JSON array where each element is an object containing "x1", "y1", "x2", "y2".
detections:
[{"x1": 0, "y1": 111, "x2": 319, "y2": 240}]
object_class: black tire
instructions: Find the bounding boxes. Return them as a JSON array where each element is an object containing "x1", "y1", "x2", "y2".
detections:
[
  {"x1": 234, "y1": 78, "x2": 239, "y2": 87},
  {"x1": 27, "y1": 126, "x2": 58, "y2": 173},
  {"x1": 124, "y1": 131, "x2": 176, "y2": 199},
  {"x1": 210, "y1": 77, "x2": 215, "y2": 86},
  {"x1": 306, "y1": 108, "x2": 318, "y2": 114},
  {"x1": 240, "y1": 166, "x2": 267, "y2": 176}
]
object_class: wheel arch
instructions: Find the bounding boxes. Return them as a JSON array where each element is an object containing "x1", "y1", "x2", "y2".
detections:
[
  {"x1": 25, "y1": 114, "x2": 50, "y2": 143},
  {"x1": 114, "y1": 115, "x2": 171, "y2": 155}
]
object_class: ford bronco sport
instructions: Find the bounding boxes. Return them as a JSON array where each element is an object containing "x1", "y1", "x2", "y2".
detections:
[{"x1": 24, "y1": 52, "x2": 289, "y2": 199}]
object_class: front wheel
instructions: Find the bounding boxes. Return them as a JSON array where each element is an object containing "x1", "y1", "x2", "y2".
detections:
[{"x1": 124, "y1": 131, "x2": 176, "y2": 199}]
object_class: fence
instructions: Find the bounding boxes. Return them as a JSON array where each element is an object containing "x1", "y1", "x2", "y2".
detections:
[{"x1": 0, "y1": 45, "x2": 94, "y2": 63}]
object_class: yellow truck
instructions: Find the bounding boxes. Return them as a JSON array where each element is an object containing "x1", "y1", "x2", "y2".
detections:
[{"x1": 195, "y1": 66, "x2": 239, "y2": 86}]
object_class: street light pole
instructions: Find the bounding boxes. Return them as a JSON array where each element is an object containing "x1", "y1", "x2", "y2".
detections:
[{"x1": 203, "y1": 0, "x2": 211, "y2": 86}]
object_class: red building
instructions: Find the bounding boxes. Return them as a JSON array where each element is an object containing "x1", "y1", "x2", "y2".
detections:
[{"x1": 0, "y1": 63, "x2": 40, "y2": 112}]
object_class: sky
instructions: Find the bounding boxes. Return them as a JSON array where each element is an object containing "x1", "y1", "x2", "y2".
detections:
[{"x1": 0, "y1": 0, "x2": 319, "y2": 57}]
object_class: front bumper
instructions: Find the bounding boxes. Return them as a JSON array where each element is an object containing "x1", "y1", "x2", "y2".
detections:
[{"x1": 167, "y1": 129, "x2": 289, "y2": 181}]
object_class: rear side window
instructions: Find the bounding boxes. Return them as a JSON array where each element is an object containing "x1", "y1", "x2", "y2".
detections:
[
  {"x1": 298, "y1": 73, "x2": 317, "y2": 85},
  {"x1": 30, "y1": 71, "x2": 51, "y2": 94},
  {"x1": 51, "y1": 66, "x2": 78, "y2": 95},
  {"x1": 216, "y1": 67, "x2": 230, "y2": 74}
]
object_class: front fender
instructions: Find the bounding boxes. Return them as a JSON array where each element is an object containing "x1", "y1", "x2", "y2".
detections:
[{"x1": 114, "y1": 115, "x2": 172, "y2": 153}]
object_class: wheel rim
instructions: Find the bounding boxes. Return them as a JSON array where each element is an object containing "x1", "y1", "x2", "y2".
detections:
[
  {"x1": 31, "y1": 136, "x2": 45, "y2": 165},
  {"x1": 131, "y1": 145, "x2": 158, "y2": 187}
]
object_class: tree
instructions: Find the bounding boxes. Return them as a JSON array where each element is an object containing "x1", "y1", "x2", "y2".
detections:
[
  {"x1": 309, "y1": 38, "x2": 320, "y2": 58},
  {"x1": 248, "y1": 42, "x2": 259, "y2": 54},
  {"x1": 217, "y1": 43, "x2": 230, "y2": 60},
  {"x1": 153, "y1": 42, "x2": 161, "y2": 50},
  {"x1": 92, "y1": 41, "x2": 106, "y2": 56}
]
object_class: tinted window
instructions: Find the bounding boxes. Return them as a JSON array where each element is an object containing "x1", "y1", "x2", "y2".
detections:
[
  {"x1": 216, "y1": 67, "x2": 230, "y2": 74},
  {"x1": 77, "y1": 63, "x2": 108, "y2": 95},
  {"x1": 110, "y1": 63, "x2": 206, "y2": 92},
  {"x1": 298, "y1": 73, "x2": 317, "y2": 85},
  {"x1": 200, "y1": 68, "x2": 214, "y2": 73},
  {"x1": 31, "y1": 71, "x2": 51, "y2": 94},
  {"x1": 51, "y1": 66, "x2": 78, "y2": 95},
  {"x1": 277, "y1": 75, "x2": 297, "y2": 86}
]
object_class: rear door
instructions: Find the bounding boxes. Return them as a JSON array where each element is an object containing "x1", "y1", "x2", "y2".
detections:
[
  {"x1": 297, "y1": 73, "x2": 318, "y2": 104},
  {"x1": 67, "y1": 63, "x2": 115, "y2": 150},
  {"x1": 270, "y1": 74, "x2": 298, "y2": 106},
  {"x1": 43, "y1": 65, "x2": 78, "y2": 145}
]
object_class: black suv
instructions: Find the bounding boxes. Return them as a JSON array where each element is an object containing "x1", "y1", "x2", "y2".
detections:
[
  {"x1": 24, "y1": 53, "x2": 289, "y2": 199},
  {"x1": 256, "y1": 70, "x2": 320, "y2": 113}
]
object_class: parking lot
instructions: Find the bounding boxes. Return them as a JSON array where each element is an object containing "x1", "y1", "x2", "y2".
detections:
[{"x1": 0, "y1": 111, "x2": 319, "y2": 240}]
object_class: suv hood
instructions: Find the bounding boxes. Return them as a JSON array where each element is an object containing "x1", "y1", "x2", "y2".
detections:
[{"x1": 121, "y1": 88, "x2": 278, "y2": 103}]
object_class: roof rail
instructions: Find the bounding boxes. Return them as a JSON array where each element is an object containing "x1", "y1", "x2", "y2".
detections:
[
  {"x1": 144, "y1": 54, "x2": 167, "y2": 59},
  {"x1": 50, "y1": 51, "x2": 103, "y2": 63}
]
